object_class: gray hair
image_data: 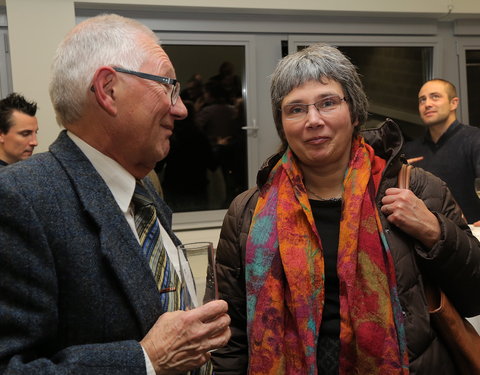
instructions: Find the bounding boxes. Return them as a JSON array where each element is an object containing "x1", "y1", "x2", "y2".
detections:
[
  {"x1": 49, "y1": 14, "x2": 159, "y2": 126},
  {"x1": 270, "y1": 43, "x2": 368, "y2": 148}
]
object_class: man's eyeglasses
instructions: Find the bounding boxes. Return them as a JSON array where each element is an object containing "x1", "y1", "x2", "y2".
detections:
[
  {"x1": 113, "y1": 67, "x2": 181, "y2": 106},
  {"x1": 282, "y1": 95, "x2": 347, "y2": 121}
]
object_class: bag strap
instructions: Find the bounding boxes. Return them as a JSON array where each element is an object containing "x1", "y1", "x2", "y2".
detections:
[
  {"x1": 397, "y1": 163, "x2": 442, "y2": 311},
  {"x1": 399, "y1": 163, "x2": 480, "y2": 374},
  {"x1": 398, "y1": 163, "x2": 412, "y2": 190}
]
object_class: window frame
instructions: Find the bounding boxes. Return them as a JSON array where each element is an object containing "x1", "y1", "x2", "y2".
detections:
[
  {"x1": 456, "y1": 37, "x2": 480, "y2": 125},
  {"x1": 154, "y1": 32, "x2": 259, "y2": 230},
  {"x1": 0, "y1": 8, "x2": 12, "y2": 98}
]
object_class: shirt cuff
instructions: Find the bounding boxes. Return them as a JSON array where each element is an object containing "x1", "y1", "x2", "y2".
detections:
[{"x1": 142, "y1": 346, "x2": 156, "y2": 375}]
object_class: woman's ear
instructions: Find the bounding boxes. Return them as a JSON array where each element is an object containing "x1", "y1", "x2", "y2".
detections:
[{"x1": 90, "y1": 67, "x2": 118, "y2": 116}]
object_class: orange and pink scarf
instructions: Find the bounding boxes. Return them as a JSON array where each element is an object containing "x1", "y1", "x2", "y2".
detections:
[{"x1": 245, "y1": 136, "x2": 409, "y2": 374}]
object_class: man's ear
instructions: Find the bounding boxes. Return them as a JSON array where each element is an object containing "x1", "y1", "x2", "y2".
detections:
[
  {"x1": 90, "y1": 67, "x2": 118, "y2": 116},
  {"x1": 450, "y1": 96, "x2": 459, "y2": 111}
]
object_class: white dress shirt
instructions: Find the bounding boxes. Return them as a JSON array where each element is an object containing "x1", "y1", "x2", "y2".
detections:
[{"x1": 67, "y1": 131, "x2": 156, "y2": 375}]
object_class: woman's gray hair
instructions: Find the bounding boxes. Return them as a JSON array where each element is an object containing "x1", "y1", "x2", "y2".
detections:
[
  {"x1": 49, "y1": 14, "x2": 159, "y2": 127},
  {"x1": 270, "y1": 43, "x2": 368, "y2": 148}
]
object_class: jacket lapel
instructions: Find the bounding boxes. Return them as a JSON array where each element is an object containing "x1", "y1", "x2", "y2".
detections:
[{"x1": 49, "y1": 131, "x2": 164, "y2": 333}]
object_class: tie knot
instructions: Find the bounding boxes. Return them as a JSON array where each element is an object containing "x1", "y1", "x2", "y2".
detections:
[{"x1": 132, "y1": 181, "x2": 154, "y2": 209}]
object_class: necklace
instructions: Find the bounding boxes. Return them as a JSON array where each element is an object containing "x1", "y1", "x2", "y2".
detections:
[{"x1": 305, "y1": 186, "x2": 342, "y2": 202}]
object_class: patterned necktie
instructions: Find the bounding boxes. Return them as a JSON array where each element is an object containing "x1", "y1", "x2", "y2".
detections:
[
  {"x1": 132, "y1": 181, "x2": 183, "y2": 311},
  {"x1": 133, "y1": 182, "x2": 212, "y2": 375}
]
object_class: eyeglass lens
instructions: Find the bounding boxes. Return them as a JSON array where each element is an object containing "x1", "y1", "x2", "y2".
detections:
[
  {"x1": 171, "y1": 82, "x2": 180, "y2": 106},
  {"x1": 283, "y1": 95, "x2": 345, "y2": 120}
]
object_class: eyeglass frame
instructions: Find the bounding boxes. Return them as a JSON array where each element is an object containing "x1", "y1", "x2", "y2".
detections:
[
  {"x1": 112, "y1": 67, "x2": 181, "y2": 105},
  {"x1": 281, "y1": 95, "x2": 347, "y2": 121}
]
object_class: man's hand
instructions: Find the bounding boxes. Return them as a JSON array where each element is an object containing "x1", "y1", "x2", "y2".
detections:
[
  {"x1": 380, "y1": 187, "x2": 441, "y2": 249},
  {"x1": 140, "y1": 299, "x2": 231, "y2": 374}
]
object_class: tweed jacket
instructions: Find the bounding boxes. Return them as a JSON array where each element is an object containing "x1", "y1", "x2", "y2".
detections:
[
  {"x1": 0, "y1": 130, "x2": 180, "y2": 374},
  {"x1": 211, "y1": 119, "x2": 480, "y2": 374}
]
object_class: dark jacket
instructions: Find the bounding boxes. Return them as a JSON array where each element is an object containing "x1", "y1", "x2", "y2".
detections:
[
  {"x1": 0, "y1": 131, "x2": 180, "y2": 374},
  {"x1": 211, "y1": 119, "x2": 480, "y2": 374}
]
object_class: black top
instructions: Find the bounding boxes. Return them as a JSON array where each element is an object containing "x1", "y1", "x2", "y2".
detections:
[
  {"x1": 311, "y1": 198, "x2": 342, "y2": 374},
  {"x1": 404, "y1": 120, "x2": 480, "y2": 223},
  {"x1": 310, "y1": 198, "x2": 341, "y2": 336}
]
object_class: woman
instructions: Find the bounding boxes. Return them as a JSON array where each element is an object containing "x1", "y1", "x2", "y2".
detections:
[{"x1": 211, "y1": 44, "x2": 480, "y2": 374}]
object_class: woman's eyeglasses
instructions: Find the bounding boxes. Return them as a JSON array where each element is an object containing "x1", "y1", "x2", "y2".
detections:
[{"x1": 282, "y1": 95, "x2": 346, "y2": 121}]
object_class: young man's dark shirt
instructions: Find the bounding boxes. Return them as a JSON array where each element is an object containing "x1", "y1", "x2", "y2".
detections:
[{"x1": 404, "y1": 120, "x2": 480, "y2": 223}]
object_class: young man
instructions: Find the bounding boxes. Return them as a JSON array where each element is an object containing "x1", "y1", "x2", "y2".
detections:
[
  {"x1": 0, "y1": 92, "x2": 38, "y2": 166},
  {"x1": 404, "y1": 79, "x2": 480, "y2": 223}
]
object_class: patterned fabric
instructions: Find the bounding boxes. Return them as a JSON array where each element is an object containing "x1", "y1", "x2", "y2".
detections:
[
  {"x1": 245, "y1": 136, "x2": 409, "y2": 375},
  {"x1": 132, "y1": 181, "x2": 183, "y2": 312},
  {"x1": 133, "y1": 182, "x2": 213, "y2": 375}
]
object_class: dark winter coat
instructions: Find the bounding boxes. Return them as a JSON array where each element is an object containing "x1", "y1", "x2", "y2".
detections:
[{"x1": 211, "y1": 119, "x2": 480, "y2": 374}]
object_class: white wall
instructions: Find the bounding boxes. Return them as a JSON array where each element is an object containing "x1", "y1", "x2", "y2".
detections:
[
  {"x1": 74, "y1": 0, "x2": 480, "y2": 16},
  {"x1": 5, "y1": 0, "x2": 74, "y2": 150}
]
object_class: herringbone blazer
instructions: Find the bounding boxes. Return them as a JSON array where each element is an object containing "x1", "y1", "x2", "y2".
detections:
[{"x1": 0, "y1": 130, "x2": 179, "y2": 374}]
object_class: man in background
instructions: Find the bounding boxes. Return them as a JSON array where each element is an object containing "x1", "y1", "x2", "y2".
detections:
[
  {"x1": 0, "y1": 14, "x2": 230, "y2": 374},
  {"x1": 404, "y1": 78, "x2": 480, "y2": 223},
  {"x1": 0, "y1": 92, "x2": 38, "y2": 166}
]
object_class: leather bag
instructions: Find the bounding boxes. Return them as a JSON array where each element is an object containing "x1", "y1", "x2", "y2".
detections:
[{"x1": 398, "y1": 163, "x2": 480, "y2": 375}]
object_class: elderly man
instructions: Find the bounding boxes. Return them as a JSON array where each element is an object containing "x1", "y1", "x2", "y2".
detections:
[
  {"x1": 0, "y1": 14, "x2": 230, "y2": 375},
  {"x1": 405, "y1": 78, "x2": 480, "y2": 223},
  {"x1": 0, "y1": 92, "x2": 38, "y2": 166}
]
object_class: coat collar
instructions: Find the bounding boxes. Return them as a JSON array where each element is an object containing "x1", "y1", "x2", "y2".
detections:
[{"x1": 49, "y1": 130, "x2": 171, "y2": 333}]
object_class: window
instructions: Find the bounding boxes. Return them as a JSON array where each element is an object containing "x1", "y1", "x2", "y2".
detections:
[
  {"x1": 0, "y1": 8, "x2": 12, "y2": 98},
  {"x1": 159, "y1": 44, "x2": 248, "y2": 213},
  {"x1": 457, "y1": 37, "x2": 480, "y2": 127},
  {"x1": 340, "y1": 46, "x2": 431, "y2": 131},
  {"x1": 466, "y1": 49, "x2": 480, "y2": 127}
]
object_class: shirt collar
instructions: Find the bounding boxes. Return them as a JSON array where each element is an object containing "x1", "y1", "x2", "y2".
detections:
[
  {"x1": 66, "y1": 131, "x2": 136, "y2": 214},
  {"x1": 423, "y1": 119, "x2": 459, "y2": 144}
]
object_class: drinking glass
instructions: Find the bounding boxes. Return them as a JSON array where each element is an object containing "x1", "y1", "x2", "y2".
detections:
[{"x1": 177, "y1": 241, "x2": 218, "y2": 309}]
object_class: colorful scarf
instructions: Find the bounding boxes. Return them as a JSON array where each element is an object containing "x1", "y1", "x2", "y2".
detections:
[{"x1": 245, "y1": 136, "x2": 409, "y2": 374}]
